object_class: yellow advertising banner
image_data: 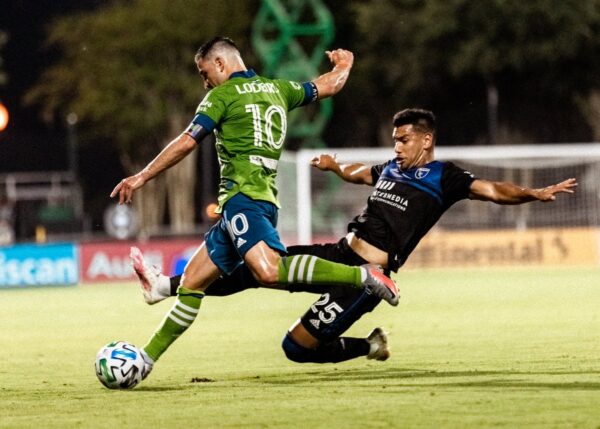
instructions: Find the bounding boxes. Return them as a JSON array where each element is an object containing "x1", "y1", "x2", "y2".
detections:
[{"x1": 405, "y1": 227, "x2": 600, "y2": 269}]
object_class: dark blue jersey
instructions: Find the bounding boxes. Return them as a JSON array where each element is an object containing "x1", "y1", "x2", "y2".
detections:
[{"x1": 348, "y1": 159, "x2": 475, "y2": 271}]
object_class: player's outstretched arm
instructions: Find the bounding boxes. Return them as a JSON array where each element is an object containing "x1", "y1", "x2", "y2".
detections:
[
  {"x1": 110, "y1": 133, "x2": 197, "y2": 204},
  {"x1": 311, "y1": 49, "x2": 354, "y2": 99},
  {"x1": 310, "y1": 153, "x2": 373, "y2": 185},
  {"x1": 469, "y1": 178, "x2": 577, "y2": 205}
]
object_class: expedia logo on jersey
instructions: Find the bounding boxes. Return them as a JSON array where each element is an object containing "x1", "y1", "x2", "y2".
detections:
[
  {"x1": 371, "y1": 180, "x2": 409, "y2": 211},
  {"x1": 235, "y1": 81, "x2": 279, "y2": 95}
]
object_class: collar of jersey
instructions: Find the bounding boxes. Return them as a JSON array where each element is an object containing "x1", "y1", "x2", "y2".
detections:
[
  {"x1": 229, "y1": 69, "x2": 257, "y2": 80},
  {"x1": 384, "y1": 160, "x2": 444, "y2": 204},
  {"x1": 396, "y1": 160, "x2": 440, "y2": 174}
]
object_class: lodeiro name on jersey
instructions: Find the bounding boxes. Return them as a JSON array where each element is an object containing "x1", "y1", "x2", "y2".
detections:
[{"x1": 235, "y1": 81, "x2": 279, "y2": 95}]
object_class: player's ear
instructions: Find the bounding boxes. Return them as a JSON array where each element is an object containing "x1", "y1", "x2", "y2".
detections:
[
  {"x1": 423, "y1": 132, "x2": 434, "y2": 149},
  {"x1": 215, "y1": 56, "x2": 225, "y2": 73}
]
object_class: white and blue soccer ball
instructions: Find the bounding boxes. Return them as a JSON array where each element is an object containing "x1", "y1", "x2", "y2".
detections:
[{"x1": 95, "y1": 341, "x2": 145, "y2": 389}]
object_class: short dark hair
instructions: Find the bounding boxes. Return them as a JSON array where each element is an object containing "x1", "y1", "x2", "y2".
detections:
[
  {"x1": 195, "y1": 36, "x2": 239, "y2": 62},
  {"x1": 392, "y1": 108, "x2": 436, "y2": 135}
]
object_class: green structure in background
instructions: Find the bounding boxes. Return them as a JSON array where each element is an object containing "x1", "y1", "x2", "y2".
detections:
[
  {"x1": 252, "y1": 0, "x2": 334, "y2": 148},
  {"x1": 253, "y1": 0, "x2": 347, "y2": 236}
]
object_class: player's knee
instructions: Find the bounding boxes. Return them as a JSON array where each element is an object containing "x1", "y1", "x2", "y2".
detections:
[
  {"x1": 251, "y1": 265, "x2": 279, "y2": 285},
  {"x1": 245, "y1": 247, "x2": 282, "y2": 285},
  {"x1": 281, "y1": 334, "x2": 314, "y2": 363}
]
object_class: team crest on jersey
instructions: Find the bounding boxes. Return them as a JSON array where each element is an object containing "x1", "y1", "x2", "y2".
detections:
[{"x1": 415, "y1": 167, "x2": 430, "y2": 179}]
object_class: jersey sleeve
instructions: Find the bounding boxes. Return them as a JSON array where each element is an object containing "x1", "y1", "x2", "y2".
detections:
[
  {"x1": 275, "y1": 79, "x2": 318, "y2": 111},
  {"x1": 441, "y1": 162, "x2": 476, "y2": 205},
  {"x1": 192, "y1": 88, "x2": 229, "y2": 130},
  {"x1": 370, "y1": 160, "x2": 394, "y2": 184}
]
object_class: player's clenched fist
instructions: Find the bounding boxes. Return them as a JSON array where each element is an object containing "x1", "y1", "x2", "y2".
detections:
[
  {"x1": 325, "y1": 49, "x2": 353, "y2": 70},
  {"x1": 310, "y1": 153, "x2": 338, "y2": 171}
]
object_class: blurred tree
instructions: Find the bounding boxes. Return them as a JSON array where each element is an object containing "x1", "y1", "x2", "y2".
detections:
[
  {"x1": 351, "y1": 0, "x2": 600, "y2": 145},
  {"x1": 0, "y1": 31, "x2": 7, "y2": 86},
  {"x1": 578, "y1": 90, "x2": 600, "y2": 141},
  {"x1": 25, "y1": 0, "x2": 255, "y2": 235}
]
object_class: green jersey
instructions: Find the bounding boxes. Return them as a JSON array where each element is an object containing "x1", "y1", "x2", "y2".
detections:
[{"x1": 190, "y1": 70, "x2": 315, "y2": 211}]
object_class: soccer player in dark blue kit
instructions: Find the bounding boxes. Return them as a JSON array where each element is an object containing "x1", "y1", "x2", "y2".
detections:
[{"x1": 132, "y1": 108, "x2": 577, "y2": 364}]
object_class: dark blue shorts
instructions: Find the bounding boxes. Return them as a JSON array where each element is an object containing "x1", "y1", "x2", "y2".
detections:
[
  {"x1": 204, "y1": 193, "x2": 286, "y2": 275},
  {"x1": 292, "y1": 238, "x2": 381, "y2": 342}
]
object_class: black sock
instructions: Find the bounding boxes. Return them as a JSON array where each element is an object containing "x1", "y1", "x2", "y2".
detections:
[
  {"x1": 169, "y1": 275, "x2": 182, "y2": 296},
  {"x1": 312, "y1": 337, "x2": 370, "y2": 363},
  {"x1": 170, "y1": 266, "x2": 263, "y2": 297}
]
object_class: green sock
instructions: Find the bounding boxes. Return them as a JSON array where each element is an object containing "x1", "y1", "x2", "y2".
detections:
[
  {"x1": 277, "y1": 255, "x2": 364, "y2": 288},
  {"x1": 143, "y1": 287, "x2": 204, "y2": 362}
]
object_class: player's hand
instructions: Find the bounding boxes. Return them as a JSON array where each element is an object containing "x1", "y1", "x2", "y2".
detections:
[
  {"x1": 110, "y1": 173, "x2": 146, "y2": 204},
  {"x1": 325, "y1": 49, "x2": 354, "y2": 70},
  {"x1": 536, "y1": 178, "x2": 577, "y2": 202},
  {"x1": 310, "y1": 153, "x2": 338, "y2": 171}
]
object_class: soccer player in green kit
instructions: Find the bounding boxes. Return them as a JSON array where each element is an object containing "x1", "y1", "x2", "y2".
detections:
[{"x1": 110, "y1": 36, "x2": 399, "y2": 381}]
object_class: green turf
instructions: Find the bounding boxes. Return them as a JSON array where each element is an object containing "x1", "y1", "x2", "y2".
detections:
[{"x1": 2, "y1": 267, "x2": 600, "y2": 428}]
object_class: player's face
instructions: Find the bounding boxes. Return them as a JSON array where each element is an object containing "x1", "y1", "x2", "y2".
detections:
[
  {"x1": 196, "y1": 57, "x2": 226, "y2": 90},
  {"x1": 393, "y1": 124, "x2": 433, "y2": 170}
]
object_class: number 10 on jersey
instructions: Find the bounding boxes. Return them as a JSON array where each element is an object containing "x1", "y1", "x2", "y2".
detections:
[{"x1": 245, "y1": 104, "x2": 287, "y2": 149}]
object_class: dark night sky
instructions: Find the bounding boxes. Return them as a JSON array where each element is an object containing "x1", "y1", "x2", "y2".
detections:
[
  {"x1": 0, "y1": 1, "x2": 108, "y2": 173},
  {"x1": 0, "y1": 1, "x2": 130, "y2": 234}
]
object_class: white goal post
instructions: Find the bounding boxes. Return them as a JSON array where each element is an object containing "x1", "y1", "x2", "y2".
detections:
[{"x1": 278, "y1": 143, "x2": 600, "y2": 245}]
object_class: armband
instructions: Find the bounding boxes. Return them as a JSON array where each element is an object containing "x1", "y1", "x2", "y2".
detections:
[
  {"x1": 184, "y1": 113, "x2": 216, "y2": 143},
  {"x1": 301, "y1": 81, "x2": 319, "y2": 105}
]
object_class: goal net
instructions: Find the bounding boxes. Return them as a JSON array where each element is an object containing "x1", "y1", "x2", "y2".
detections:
[{"x1": 277, "y1": 143, "x2": 600, "y2": 246}]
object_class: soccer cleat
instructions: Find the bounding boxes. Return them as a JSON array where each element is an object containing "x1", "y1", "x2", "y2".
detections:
[
  {"x1": 362, "y1": 265, "x2": 400, "y2": 306},
  {"x1": 140, "y1": 349, "x2": 154, "y2": 381},
  {"x1": 130, "y1": 246, "x2": 170, "y2": 305},
  {"x1": 366, "y1": 327, "x2": 390, "y2": 361}
]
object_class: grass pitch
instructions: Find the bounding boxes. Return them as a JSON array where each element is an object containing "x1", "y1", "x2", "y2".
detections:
[{"x1": 1, "y1": 267, "x2": 600, "y2": 429}]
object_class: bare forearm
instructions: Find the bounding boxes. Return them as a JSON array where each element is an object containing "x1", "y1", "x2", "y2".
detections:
[
  {"x1": 111, "y1": 133, "x2": 198, "y2": 204},
  {"x1": 313, "y1": 66, "x2": 351, "y2": 99},
  {"x1": 140, "y1": 134, "x2": 196, "y2": 181},
  {"x1": 469, "y1": 178, "x2": 576, "y2": 204},
  {"x1": 311, "y1": 154, "x2": 372, "y2": 184},
  {"x1": 312, "y1": 49, "x2": 353, "y2": 99},
  {"x1": 336, "y1": 163, "x2": 372, "y2": 184},
  {"x1": 484, "y1": 182, "x2": 539, "y2": 204}
]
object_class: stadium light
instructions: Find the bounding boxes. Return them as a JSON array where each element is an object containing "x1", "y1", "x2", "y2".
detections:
[
  {"x1": 205, "y1": 202, "x2": 219, "y2": 220},
  {"x1": 0, "y1": 101, "x2": 8, "y2": 132}
]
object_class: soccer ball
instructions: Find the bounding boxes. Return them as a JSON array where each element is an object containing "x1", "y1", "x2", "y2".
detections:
[{"x1": 95, "y1": 341, "x2": 145, "y2": 389}]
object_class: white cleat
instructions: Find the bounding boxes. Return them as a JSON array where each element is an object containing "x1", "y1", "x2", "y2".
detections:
[
  {"x1": 366, "y1": 327, "x2": 390, "y2": 361},
  {"x1": 140, "y1": 349, "x2": 154, "y2": 381},
  {"x1": 130, "y1": 246, "x2": 170, "y2": 305}
]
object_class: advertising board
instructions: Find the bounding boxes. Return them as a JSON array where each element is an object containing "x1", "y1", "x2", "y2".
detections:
[
  {"x1": 0, "y1": 242, "x2": 78, "y2": 287},
  {"x1": 80, "y1": 240, "x2": 199, "y2": 283},
  {"x1": 406, "y1": 227, "x2": 600, "y2": 269}
]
